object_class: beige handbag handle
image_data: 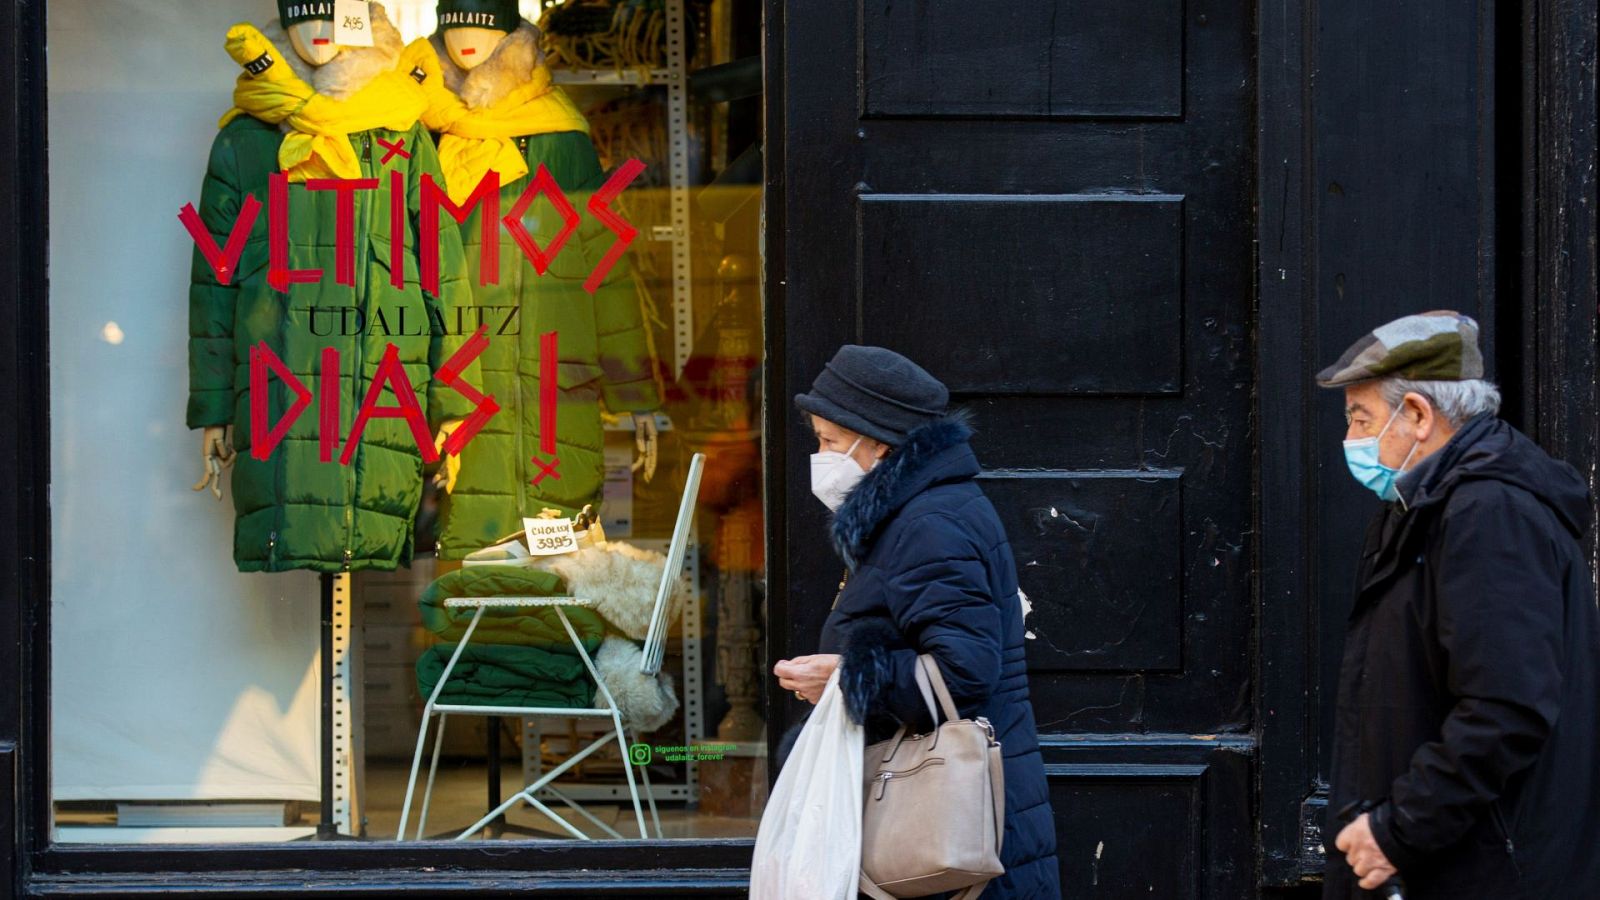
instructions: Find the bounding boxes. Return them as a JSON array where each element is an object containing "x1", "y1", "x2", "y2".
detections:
[
  {"x1": 878, "y1": 654, "x2": 956, "y2": 763},
  {"x1": 914, "y1": 653, "x2": 962, "y2": 723}
]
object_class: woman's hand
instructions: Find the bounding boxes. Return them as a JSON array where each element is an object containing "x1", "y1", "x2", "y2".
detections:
[{"x1": 773, "y1": 654, "x2": 841, "y2": 704}]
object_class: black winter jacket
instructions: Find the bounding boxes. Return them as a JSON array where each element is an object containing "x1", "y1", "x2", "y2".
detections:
[
  {"x1": 778, "y1": 412, "x2": 1062, "y2": 900},
  {"x1": 1323, "y1": 413, "x2": 1600, "y2": 899}
]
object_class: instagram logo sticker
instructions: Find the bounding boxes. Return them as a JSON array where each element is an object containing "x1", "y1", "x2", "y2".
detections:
[{"x1": 628, "y1": 743, "x2": 652, "y2": 766}]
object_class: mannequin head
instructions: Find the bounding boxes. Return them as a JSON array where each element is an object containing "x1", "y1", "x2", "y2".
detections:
[
  {"x1": 436, "y1": 0, "x2": 521, "y2": 69},
  {"x1": 442, "y1": 26, "x2": 506, "y2": 70},
  {"x1": 287, "y1": 19, "x2": 340, "y2": 66},
  {"x1": 278, "y1": 1, "x2": 340, "y2": 66}
]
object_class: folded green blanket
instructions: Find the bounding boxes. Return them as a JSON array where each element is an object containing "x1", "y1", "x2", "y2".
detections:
[
  {"x1": 416, "y1": 642, "x2": 598, "y2": 709},
  {"x1": 418, "y1": 565, "x2": 606, "y2": 647}
]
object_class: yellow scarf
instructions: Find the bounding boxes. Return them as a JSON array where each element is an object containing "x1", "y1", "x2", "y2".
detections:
[
  {"x1": 220, "y1": 23, "x2": 427, "y2": 182},
  {"x1": 402, "y1": 38, "x2": 590, "y2": 204}
]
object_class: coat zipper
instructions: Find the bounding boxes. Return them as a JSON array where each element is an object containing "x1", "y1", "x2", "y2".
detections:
[
  {"x1": 1490, "y1": 800, "x2": 1521, "y2": 877},
  {"x1": 513, "y1": 139, "x2": 528, "y2": 518},
  {"x1": 343, "y1": 130, "x2": 375, "y2": 571}
]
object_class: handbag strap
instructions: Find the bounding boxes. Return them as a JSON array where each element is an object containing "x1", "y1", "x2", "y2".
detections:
[
  {"x1": 912, "y1": 659, "x2": 940, "y2": 725},
  {"x1": 875, "y1": 658, "x2": 954, "y2": 764},
  {"x1": 914, "y1": 654, "x2": 961, "y2": 723}
]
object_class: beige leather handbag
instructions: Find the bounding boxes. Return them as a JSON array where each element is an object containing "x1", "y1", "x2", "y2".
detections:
[{"x1": 858, "y1": 654, "x2": 1005, "y2": 900}]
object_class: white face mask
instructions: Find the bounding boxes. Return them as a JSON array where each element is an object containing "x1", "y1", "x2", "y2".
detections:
[{"x1": 810, "y1": 437, "x2": 872, "y2": 511}]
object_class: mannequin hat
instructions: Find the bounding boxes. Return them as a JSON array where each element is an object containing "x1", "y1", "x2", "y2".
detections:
[
  {"x1": 278, "y1": 1, "x2": 337, "y2": 27},
  {"x1": 437, "y1": 0, "x2": 522, "y2": 33},
  {"x1": 795, "y1": 345, "x2": 949, "y2": 446}
]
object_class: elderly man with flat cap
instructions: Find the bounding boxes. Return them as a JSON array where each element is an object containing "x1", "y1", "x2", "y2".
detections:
[{"x1": 1319, "y1": 311, "x2": 1600, "y2": 899}]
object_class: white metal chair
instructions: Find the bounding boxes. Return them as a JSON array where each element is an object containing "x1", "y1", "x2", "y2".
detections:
[{"x1": 396, "y1": 452, "x2": 706, "y2": 841}]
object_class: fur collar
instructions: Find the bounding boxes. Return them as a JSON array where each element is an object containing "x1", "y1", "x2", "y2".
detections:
[
  {"x1": 261, "y1": 2, "x2": 404, "y2": 101},
  {"x1": 830, "y1": 409, "x2": 976, "y2": 570},
  {"x1": 429, "y1": 21, "x2": 545, "y2": 110}
]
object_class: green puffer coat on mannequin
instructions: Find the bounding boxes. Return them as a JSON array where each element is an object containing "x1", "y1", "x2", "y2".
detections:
[
  {"x1": 412, "y1": 22, "x2": 661, "y2": 560},
  {"x1": 187, "y1": 9, "x2": 480, "y2": 573}
]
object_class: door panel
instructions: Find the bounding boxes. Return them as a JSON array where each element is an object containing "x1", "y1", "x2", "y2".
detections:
[
  {"x1": 858, "y1": 194, "x2": 1185, "y2": 395},
  {"x1": 860, "y1": 1, "x2": 1186, "y2": 118},
  {"x1": 980, "y1": 471, "x2": 1183, "y2": 673},
  {"x1": 774, "y1": 0, "x2": 1256, "y2": 895}
]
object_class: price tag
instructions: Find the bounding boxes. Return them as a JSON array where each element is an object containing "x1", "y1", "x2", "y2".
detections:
[
  {"x1": 523, "y1": 517, "x2": 578, "y2": 556},
  {"x1": 334, "y1": 0, "x2": 375, "y2": 47}
]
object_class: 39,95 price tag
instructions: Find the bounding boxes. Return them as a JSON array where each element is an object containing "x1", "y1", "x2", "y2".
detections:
[
  {"x1": 334, "y1": 0, "x2": 375, "y2": 47},
  {"x1": 523, "y1": 517, "x2": 578, "y2": 556}
]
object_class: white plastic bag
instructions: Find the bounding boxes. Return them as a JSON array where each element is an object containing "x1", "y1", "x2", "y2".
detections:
[{"x1": 750, "y1": 668, "x2": 864, "y2": 900}]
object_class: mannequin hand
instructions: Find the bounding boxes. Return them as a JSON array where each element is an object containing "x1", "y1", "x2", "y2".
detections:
[
  {"x1": 224, "y1": 24, "x2": 296, "y2": 85},
  {"x1": 400, "y1": 38, "x2": 442, "y2": 84},
  {"x1": 193, "y1": 426, "x2": 235, "y2": 500},
  {"x1": 773, "y1": 654, "x2": 840, "y2": 704},
  {"x1": 432, "y1": 420, "x2": 463, "y2": 493},
  {"x1": 630, "y1": 413, "x2": 659, "y2": 482},
  {"x1": 399, "y1": 37, "x2": 452, "y2": 110}
]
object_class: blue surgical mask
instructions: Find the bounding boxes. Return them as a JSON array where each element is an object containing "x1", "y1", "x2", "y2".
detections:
[{"x1": 1342, "y1": 404, "x2": 1421, "y2": 504}]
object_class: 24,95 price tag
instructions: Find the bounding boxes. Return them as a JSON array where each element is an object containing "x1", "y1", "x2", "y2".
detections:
[
  {"x1": 523, "y1": 517, "x2": 578, "y2": 556},
  {"x1": 334, "y1": 0, "x2": 375, "y2": 47}
]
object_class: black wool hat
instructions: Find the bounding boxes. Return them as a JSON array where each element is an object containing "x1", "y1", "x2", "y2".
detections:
[
  {"x1": 437, "y1": 0, "x2": 522, "y2": 33},
  {"x1": 278, "y1": 1, "x2": 336, "y2": 27},
  {"x1": 795, "y1": 345, "x2": 949, "y2": 446}
]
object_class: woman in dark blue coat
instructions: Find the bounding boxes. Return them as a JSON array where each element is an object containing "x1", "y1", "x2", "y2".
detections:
[{"x1": 773, "y1": 345, "x2": 1062, "y2": 900}]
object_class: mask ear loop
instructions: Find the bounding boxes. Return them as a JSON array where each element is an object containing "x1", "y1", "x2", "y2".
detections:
[
  {"x1": 1374, "y1": 402, "x2": 1404, "y2": 440},
  {"x1": 841, "y1": 436, "x2": 865, "y2": 473},
  {"x1": 1392, "y1": 412, "x2": 1424, "y2": 512}
]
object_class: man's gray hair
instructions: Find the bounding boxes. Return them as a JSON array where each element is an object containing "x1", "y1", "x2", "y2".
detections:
[{"x1": 1379, "y1": 377, "x2": 1502, "y2": 428}]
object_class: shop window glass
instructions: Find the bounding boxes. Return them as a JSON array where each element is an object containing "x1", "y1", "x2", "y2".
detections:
[{"x1": 48, "y1": 0, "x2": 766, "y2": 843}]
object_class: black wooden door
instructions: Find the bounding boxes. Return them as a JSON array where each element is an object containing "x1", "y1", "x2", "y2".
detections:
[{"x1": 767, "y1": 1, "x2": 1257, "y2": 896}]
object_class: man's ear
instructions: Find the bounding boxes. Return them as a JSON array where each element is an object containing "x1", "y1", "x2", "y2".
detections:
[{"x1": 1403, "y1": 391, "x2": 1435, "y2": 442}]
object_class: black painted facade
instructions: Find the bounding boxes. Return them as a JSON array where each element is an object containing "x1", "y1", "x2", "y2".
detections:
[{"x1": 4, "y1": 0, "x2": 1597, "y2": 897}]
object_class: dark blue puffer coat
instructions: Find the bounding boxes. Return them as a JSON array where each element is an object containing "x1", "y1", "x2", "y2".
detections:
[{"x1": 781, "y1": 411, "x2": 1061, "y2": 899}]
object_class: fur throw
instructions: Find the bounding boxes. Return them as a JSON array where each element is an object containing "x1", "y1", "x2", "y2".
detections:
[
  {"x1": 429, "y1": 21, "x2": 546, "y2": 109},
  {"x1": 536, "y1": 542, "x2": 688, "y2": 640},
  {"x1": 262, "y1": 2, "x2": 405, "y2": 101},
  {"x1": 594, "y1": 636, "x2": 679, "y2": 732},
  {"x1": 830, "y1": 408, "x2": 976, "y2": 570}
]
